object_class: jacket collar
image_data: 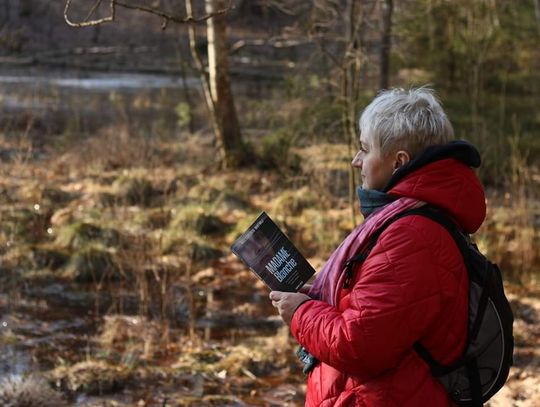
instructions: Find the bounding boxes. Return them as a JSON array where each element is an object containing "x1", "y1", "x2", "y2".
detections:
[{"x1": 382, "y1": 140, "x2": 481, "y2": 193}]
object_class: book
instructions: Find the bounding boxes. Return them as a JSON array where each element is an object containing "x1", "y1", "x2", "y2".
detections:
[{"x1": 231, "y1": 212, "x2": 316, "y2": 292}]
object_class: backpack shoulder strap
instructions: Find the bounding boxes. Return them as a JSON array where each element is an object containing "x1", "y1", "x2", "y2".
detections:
[
  {"x1": 366, "y1": 204, "x2": 468, "y2": 253},
  {"x1": 343, "y1": 204, "x2": 464, "y2": 288}
]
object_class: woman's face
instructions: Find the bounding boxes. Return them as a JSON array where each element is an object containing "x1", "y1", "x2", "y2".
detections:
[{"x1": 351, "y1": 133, "x2": 396, "y2": 191}]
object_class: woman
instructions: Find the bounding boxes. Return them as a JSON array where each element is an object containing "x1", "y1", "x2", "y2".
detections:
[{"x1": 270, "y1": 87, "x2": 486, "y2": 406}]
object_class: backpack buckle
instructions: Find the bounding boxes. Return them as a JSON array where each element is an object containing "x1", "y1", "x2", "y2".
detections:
[{"x1": 342, "y1": 253, "x2": 368, "y2": 289}]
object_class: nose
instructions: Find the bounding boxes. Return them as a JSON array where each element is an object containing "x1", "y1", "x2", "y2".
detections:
[{"x1": 351, "y1": 150, "x2": 363, "y2": 168}]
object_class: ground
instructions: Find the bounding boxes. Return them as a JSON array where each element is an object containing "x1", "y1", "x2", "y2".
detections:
[{"x1": 0, "y1": 103, "x2": 539, "y2": 406}]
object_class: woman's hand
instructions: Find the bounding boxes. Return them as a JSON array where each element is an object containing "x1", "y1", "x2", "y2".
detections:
[{"x1": 269, "y1": 291, "x2": 311, "y2": 325}]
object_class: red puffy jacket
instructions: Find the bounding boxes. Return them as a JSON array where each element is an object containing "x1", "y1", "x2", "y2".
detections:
[{"x1": 291, "y1": 157, "x2": 486, "y2": 406}]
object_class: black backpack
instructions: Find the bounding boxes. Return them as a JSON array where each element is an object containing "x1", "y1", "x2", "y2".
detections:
[{"x1": 344, "y1": 205, "x2": 514, "y2": 407}]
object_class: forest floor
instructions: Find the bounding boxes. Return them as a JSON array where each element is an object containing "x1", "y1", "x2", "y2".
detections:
[{"x1": 0, "y1": 128, "x2": 539, "y2": 406}]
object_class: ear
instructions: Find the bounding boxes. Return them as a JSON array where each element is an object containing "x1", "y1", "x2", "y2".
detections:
[{"x1": 393, "y1": 150, "x2": 410, "y2": 170}]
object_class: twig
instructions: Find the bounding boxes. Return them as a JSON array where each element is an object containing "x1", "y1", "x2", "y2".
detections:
[
  {"x1": 241, "y1": 367, "x2": 257, "y2": 380},
  {"x1": 264, "y1": 0, "x2": 307, "y2": 17},
  {"x1": 84, "y1": 0, "x2": 104, "y2": 22},
  {"x1": 64, "y1": 0, "x2": 115, "y2": 27},
  {"x1": 114, "y1": 0, "x2": 234, "y2": 24},
  {"x1": 64, "y1": 0, "x2": 234, "y2": 28},
  {"x1": 314, "y1": 39, "x2": 344, "y2": 71}
]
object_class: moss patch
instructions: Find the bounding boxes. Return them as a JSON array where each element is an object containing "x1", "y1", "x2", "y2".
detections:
[
  {"x1": 111, "y1": 175, "x2": 158, "y2": 207},
  {"x1": 271, "y1": 186, "x2": 319, "y2": 216},
  {"x1": 187, "y1": 184, "x2": 251, "y2": 211},
  {"x1": 160, "y1": 231, "x2": 222, "y2": 263},
  {"x1": 64, "y1": 246, "x2": 120, "y2": 283},
  {"x1": 170, "y1": 205, "x2": 230, "y2": 236},
  {"x1": 31, "y1": 246, "x2": 69, "y2": 270},
  {"x1": 55, "y1": 222, "x2": 123, "y2": 250},
  {"x1": 0, "y1": 207, "x2": 50, "y2": 243}
]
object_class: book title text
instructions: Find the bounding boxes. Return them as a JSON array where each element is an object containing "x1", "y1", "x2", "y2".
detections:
[{"x1": 265, "y1": 246, "x2": 297, "y2": 283}]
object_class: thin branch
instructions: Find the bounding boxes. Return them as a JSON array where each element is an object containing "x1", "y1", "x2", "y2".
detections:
[
  {"x1": 114, "y1": 0, "x2": 234, "y2": 24},
  {"x1": 264, "y1": 0, "x2": 308, "y2": 17},
  {"x1": 84, "y1": 0, "x2": 104, "y2": 22},
  {"x1": 64, "y1": 0, "x2": 234, "y2": 28},
  {"x1": 315, "y1": 39, "x2": 344, "y2": 71},
  {"x1": 64, "y1": 0, "x2": 115, "y2": 27}
]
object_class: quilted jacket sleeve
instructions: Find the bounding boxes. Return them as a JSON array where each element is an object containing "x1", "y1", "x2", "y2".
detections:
[{"x1": 290, "y1": 217, "x2": 459, "y2": 379}]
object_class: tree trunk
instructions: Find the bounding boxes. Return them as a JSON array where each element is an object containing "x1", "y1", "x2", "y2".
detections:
[
  {"x1": 343, "y1": 0, "x2": 364, "y2": 226},
  {"x1": 426, "y1": 0, "x2": 435, "y2": 52},
  {"x1": 379, "y1": 0, "x2": 393, "y2": 90},
  {"x1": 91, "y1": 25, "x2": 101, "y2": 44},
  {"x1": 8, "y1": 0, "x2": 19, "y2": 23},
  {"x1": 1, "y1": 1, "x2": 9, "y2": 27},
  {"x1": 535, "y1": 0, "x2": 540, "y2": 35},
  {"x1": 205, "y1": 0, "x2": 245, "y2": 169}
]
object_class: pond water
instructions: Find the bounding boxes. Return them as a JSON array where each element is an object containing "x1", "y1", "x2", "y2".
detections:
[
  {"x1": 0, "y1": 68, "x2": 201, "y2": 138},
  {"x1": 0, "y1": 344, "x2": 32, "y2": 379},
  {"x1": 0, "y1": 277, "x2": 282, "y2": 359},
  {"x1": 0, "y1": 279, "x2": 287, "y2": 406},
  {"x1": 0, "y1": 291, "x2": 96, "y2": 380},
  {"x1": 0, "y1": 72, "x2": 199, "y2": 91},
  {"x1": 0, "y1": 67, "x2": 278, "y2": 140}
]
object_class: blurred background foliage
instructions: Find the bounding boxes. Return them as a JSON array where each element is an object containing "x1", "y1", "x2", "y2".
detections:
[{"x1": 0, "y1": 0, "x2": 539, "y2": 405}]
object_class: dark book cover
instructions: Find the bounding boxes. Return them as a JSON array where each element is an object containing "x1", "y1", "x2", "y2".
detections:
[{"x1": 231, "y1": 212, "x2": 316, "y2": 292}]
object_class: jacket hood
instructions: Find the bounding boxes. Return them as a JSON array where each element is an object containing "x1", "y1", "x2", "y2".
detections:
[{"x1": 384, "y1": 141, "x2": 486, "y2": 233}]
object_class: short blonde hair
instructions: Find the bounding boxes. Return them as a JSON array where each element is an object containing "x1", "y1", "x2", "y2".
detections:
[{"x1": 359, "y1": 87, "x2": 454, "y2": 158}]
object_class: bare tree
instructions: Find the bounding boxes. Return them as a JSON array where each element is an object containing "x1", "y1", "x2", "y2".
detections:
[
  {"x1": 535, "y1": 0, "x2": 540, "y2": 35},
  {"x1": 194, "y1": 0, "x2": 244, "y2": 167},
  {"x1": 249, "y1": 0, "x2": 369, "y2": 222},
  {"x1": 64, "y1": 0, "x2": 248, "y2": 169},
  {"x1": 379, "y1": 0, "x2": 393, "y2": 90},
  {"x1": 313, "y1": 0, "x2": 375, "y2": 224}
]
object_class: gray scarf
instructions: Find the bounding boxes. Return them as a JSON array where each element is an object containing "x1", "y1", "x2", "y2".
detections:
[{"x1": 357, "y1": 187, "x2": 397, "y2": 218}]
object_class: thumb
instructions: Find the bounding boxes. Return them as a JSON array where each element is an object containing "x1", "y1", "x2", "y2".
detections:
[{"x1": 269, "y1": 291, "x2": 283, "y2": 301}]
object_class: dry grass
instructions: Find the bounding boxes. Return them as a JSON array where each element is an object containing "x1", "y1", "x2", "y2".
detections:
[
  {"x1": 1, "y1": 124, "x2": 539, "y2": 405},
  {"x1": 477, "y1": 132, "x2": 540, "y2": 283}
]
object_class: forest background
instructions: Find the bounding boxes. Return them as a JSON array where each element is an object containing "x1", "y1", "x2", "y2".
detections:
[{"x1": 0, "y1": 0, "x2": 539, "y2": 406}]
